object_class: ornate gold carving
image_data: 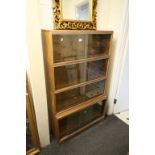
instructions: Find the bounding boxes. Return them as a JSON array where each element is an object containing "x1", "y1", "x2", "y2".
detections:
[{"x1": 53, "y1": 0, "x2": 97, "y2": 30}]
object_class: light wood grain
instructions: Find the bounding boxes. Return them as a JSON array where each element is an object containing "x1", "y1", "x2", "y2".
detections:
[
  {"x1": 26, "y1": 74, "x2": 40, "y2": 154},
  {"x1": 41, "y1": 30, "x2": 113, "y2": 142},
  {"x1": 53, "y1": 54, "x2": 109, "y2": 67},
  {"x1": 41, "y1": 31, "x2": 60, "y2": 141},
  {"x1": 51, "y1": 30, "x2": 113, "y2": 35},
  {"x1": 55, "y1": 76, "x2": 106, "y2": 94},
  {"x1": 56, "y1": 95, "x2": 107, "y2": 120}
]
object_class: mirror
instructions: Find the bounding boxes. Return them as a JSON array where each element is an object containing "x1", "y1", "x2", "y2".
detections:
[
  {"x1": 61, "y1": 0, "x2": 92, "y2": 21},
  {"x1": 53, "y1": 0, "x2": 97, "y2": 30}
]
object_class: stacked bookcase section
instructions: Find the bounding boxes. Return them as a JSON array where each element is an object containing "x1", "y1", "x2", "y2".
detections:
[{"x1": 42, "y1": 30, "x2": 113, "y2": 143}]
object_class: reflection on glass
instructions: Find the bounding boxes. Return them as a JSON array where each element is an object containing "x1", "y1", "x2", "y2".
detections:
[
  {"x1": 52, "y1": 34, "x2": 111, "y2": 63},
  {"x1": 59, "y1": 101, "x2": 105, "y2": 138},
  {"x1": 26, "y1": 122, "x2": 34, "y2": 151},
  {"x1": 54, "y1": 60, "x2": 107, "y2": 89},
  {"x1": 56, "y1": 80, "x2": 105, "y2": 112},
  {"x1": 61, "y1": 0, "x2": 90, "y2": 20}
]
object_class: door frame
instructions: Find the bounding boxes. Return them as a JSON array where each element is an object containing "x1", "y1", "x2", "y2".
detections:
[
  {"x1": 113, "y1": 31, "x2": 129, "y2": 113},
  {"x1": 107, "y1": 0, "x2": 129, "y2": 114}
]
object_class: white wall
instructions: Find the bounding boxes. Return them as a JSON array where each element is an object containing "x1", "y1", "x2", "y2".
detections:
[
  {"x1": 114, "y1": 40, "x2": 129, "y2": 113},
  {"x1": 26, "y1": 0, "x2": 50, "y2": 147},
  {"x1": 39, "y1": 0, "x2": 53, "y2": 30}
]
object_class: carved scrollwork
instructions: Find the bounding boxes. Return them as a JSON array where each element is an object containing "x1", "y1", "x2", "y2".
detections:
[{"x1": 52, "y1": 0, "x2": 97, "y2": 30}]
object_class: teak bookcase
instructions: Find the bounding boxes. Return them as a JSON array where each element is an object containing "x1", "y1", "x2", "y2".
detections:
[{"x1": 42, "y1": 30, "x2": 113, "y2": 143}]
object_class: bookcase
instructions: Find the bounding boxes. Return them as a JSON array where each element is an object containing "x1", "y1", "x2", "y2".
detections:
[
  {"x1": 26, "y1": 75, "x2": 40, "y2": 154},
  {"x1": 42, "y1": 30, "x2": 113, "y2": 143}
]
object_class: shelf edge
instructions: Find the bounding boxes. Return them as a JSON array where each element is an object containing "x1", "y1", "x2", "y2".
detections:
[
  {"x1": 56, "y1": 95, "x2": 107, "y2": 120},
  {"x1": 55, "y1": 76, "x2": 106, "y2": 94},
  {"x1": 53, "y1": 54, "x2": 109, "y2": 67}
]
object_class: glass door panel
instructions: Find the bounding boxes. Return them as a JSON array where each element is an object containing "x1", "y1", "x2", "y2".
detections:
[
  {"x1": 88, "y1": 34, "x2": 111, "y2": 56},
  {"x1": 54, "y1": 59, "x2": 107, "y2": 89},
  {"x1": 59, "y1": 101, "x2": 105, "y2": 138},
  {"x1": 53, "y1": 35, "x2": 86, "y2": 63},
  {"x1": 56, "y1": 80, "x2": 105, "y2": 112},
  {"x1": 52, "y1": 34, "x2": 111, "y2": 63}
]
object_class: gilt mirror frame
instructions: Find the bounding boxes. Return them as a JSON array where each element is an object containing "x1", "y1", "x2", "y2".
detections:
[{"x1": 53, "y1": 0, "x2": 97, "y2": 30}]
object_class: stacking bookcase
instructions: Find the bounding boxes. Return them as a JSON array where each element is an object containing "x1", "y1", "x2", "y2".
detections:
[{"x1": 42, "y1": 30, "x2": 113, "y2": 143}]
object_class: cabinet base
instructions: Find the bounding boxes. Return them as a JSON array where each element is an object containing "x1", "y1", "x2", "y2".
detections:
[{"x1": 59, "y1": 115, "x2": 106, "y2": 143}]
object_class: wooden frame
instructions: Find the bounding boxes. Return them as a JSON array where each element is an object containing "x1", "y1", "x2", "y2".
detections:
[
  {"x1": 55, "y1": 76, "x2": 106, "y2": 94},
  {"x1": 42, "y1": 30, "x2": 113, "y2": 143},
  {"x1": 53, "y1": 0, "x2": 97, "y2": 30},
  {"x1": 26, "y1": 75, "x2": 40, "y2": 154}
]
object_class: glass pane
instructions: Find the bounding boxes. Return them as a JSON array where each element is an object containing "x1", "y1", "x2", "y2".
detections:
[
  {"x1": 26, "y1": 122, "x2": 34, "y2": 151},
  {"x1": 52, "y1": 34, "x2": 111, "y2": 63},
  {"x1": 88, "y1": 34, "x2": 111, "y2": 56},
  {"x1": 56, "y1": 80, "x2": 105, "y2": 112},
  {"x1": 59, "y1": 101, "x2": 105, "y2": 138},
  {"x1": 54, "y1": 60, "x2": 107, "y2": 89}
]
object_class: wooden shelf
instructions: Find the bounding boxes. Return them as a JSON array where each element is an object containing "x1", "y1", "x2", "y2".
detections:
[
  {"x1": 26, "y1": 148, "x2": 40, "y2": 155},
  {"x1": 51, "y1": 30, "x2": 113, "y2": 35},
  {"x1": 53, "y1": 54, "x2": 109, "y2": 67},
  {"x1": 56, "y1": 79, "x2": 105, "y2": 112},
  {"x1": 56, "y1": 94, "x2": 107, "y2": 120},
  {"x1": 55, "y1": 76, "x2": 106, "y2": 94}
]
